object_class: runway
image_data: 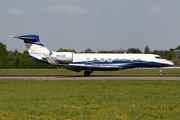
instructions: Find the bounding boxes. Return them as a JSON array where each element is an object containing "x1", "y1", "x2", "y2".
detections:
[{"x1": 0, "y1": 75, "x2": 180, "y2": 80}]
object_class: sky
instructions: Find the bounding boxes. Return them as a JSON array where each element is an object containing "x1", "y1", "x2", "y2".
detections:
[{"x1": 1, "y1": 0, "x2": 180, "y2": 53}]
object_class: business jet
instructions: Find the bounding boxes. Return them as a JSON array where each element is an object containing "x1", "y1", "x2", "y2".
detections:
[{"x1": 10, "y1": 35, "x2": 174, "y2": 76}]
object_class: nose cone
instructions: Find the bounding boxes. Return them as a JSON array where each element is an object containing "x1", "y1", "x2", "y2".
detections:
[{"x1": 167, "y1": 61, "x2": 174, "y2": 66}]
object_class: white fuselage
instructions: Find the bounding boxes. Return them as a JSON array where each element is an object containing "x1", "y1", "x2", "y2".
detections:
[
  {"x1": 52, "y1": 52, "x2": 172, "y2": 64},
  {"x1": 51, "y1": 52, "x2": 173, "y2": 69}
]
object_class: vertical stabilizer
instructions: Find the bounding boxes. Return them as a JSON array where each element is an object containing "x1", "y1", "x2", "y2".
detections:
[{"x1": 12, "y1": 35, "x2": 50, "y2": 61}]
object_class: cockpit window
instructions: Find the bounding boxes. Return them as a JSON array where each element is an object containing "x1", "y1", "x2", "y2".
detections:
[{"x1": 155, "y1": 56, "x2": 164, "y2": 59}]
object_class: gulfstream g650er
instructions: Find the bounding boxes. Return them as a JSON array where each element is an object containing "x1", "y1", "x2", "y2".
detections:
[{"x1": 10, "y1": 35, "x2": 173, "y2": 76}]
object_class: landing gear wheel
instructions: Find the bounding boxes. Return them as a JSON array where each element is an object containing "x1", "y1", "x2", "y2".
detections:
[
  {"x1": 158, "y1": 67, "x2": 163, "y2": 76},
  {"x1": 84, "y1": 71, "x2": 91, "y2": 76},
  {"x1": 159, "y1": 72, "x2": 163, "y2": 76}
]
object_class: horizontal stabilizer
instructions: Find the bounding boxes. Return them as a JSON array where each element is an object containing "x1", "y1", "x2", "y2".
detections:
[{"x1": 10, "y1": 35, "x2": 39, "y2": 42}]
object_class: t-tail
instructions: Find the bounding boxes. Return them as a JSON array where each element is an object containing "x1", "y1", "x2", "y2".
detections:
[
  {"x1": 10, "y1": 35, "x2": 73, "y2": 65},
  {"x1": 10, "y1": 35, "x2": 51, "y2": 61}
]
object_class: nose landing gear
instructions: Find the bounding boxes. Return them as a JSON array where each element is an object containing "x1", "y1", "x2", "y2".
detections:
[{"x1": 158, "y1": 67, "x2": 163, "y2": 76}]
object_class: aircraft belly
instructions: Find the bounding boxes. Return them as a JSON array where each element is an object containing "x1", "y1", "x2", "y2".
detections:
[{"x1": 62, "y1": 60, "x2": 171, "y2": 72}]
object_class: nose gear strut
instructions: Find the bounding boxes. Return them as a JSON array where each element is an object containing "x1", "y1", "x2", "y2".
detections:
[{"x1": 158, "y1": 67, "x2": 163, "y2": 76}]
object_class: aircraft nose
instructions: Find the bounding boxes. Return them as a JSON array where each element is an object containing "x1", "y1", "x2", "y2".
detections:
[{"x1": 168, "y1": 61, "x2": 174, "y2": 66}]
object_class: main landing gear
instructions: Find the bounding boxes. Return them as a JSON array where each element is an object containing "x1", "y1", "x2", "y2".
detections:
[
  {"x1": 84, "y1": 70, "x2": 93, "y2": 76},
  {"x1": 158, "y1": 67, "x2": 163, "y2": 76}
]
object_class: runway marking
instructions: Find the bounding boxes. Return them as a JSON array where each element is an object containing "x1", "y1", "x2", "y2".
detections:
[{"x1": 0, "y1": 75, "x2": 180, "y2": 80}]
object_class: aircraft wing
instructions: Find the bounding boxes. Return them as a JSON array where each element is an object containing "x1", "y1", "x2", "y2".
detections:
[{"x1": 62, "y1": 62, "x2": 134, "y2": 72}]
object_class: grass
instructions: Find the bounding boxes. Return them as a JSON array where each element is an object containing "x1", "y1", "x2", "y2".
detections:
[
  {"x1": 0, "y1": 80, "x2": 180, "y2": 119},
  {"x1": 0, "y1": 68, "x2": 180, "y2": 76}
]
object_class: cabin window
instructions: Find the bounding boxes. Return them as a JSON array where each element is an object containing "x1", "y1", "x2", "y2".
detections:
[
  {"x1": 107, "y1": 58, "x2": 113, "y2": 62},
  {"x1": 100, "y1": 58, "x2": 105, "y2": 62},
  {"x1": 114, "y1": 58, "x2": 119, "y2": 61},
  {"x1": 122, "y1": 58, "x2": 126, "y2": 61},
  {"x1": 86, "y1": 57, "x2": 90, "y2": 61},
  {"x1": 130, "y1": 58, "x2": 134, "y2": 61},
  {"x1": 93, "y1": 58, "x2": 97, "y2": 61},
  {"x1": 137, "y1": 58, "x2": 141, "y2": 61}
]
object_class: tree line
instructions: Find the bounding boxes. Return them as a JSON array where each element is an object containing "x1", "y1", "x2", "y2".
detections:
[{"x1": 0, "y1": 42, "x2": 179, "y2": 69}]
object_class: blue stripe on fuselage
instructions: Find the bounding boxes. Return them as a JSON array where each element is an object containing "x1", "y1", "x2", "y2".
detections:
[{"x1": 72, "y1": 60, "x2": 171, "y2": 68}]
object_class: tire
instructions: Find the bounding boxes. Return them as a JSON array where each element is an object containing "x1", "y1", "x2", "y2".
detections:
[
  {"x1": 84, "y1": 71, "x2": 91, "y2": 76},
  {"x1": 159, "y1": 72, "x2": 163, "y2": 76}
]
